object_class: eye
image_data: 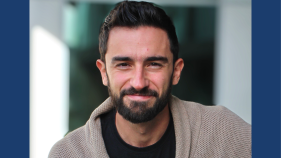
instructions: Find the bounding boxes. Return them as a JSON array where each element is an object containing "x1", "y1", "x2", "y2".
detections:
[
  {"x1": 149, "y1": 62, "x2": 162, "y2": 68},
  {"x1": 116, "y1": 63, "x2": 130, "y2": 69},
  {"x1": 118, "y1": 63, "x2": 128, "y2": 66}
]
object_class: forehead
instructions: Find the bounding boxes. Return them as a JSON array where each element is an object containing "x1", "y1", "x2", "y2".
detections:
[{"x1": 106, "y1": 26, "x2": 172, "y2": 62}]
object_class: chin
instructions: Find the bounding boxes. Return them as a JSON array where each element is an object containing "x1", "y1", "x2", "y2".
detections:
[
  {"x1": 116, "y1": 98, "x2": 167, "y2": 124},
  {"x1": 124, "y1": 97, "x2": 155, "y2": 109}
]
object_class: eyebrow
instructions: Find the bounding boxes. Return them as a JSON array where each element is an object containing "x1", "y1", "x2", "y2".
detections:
[
  {"x1": 145, "y1": 56, "x2": 168, "y2": 63},
  {"x1": 111, "y1": 56, "x2": 168, "y2": 63},
  {"x1": 111, "y1": 56, "x2": 133, "y2": 63}
]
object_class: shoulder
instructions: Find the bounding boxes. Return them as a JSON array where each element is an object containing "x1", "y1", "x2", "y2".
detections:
[
  {"x1": 171, "y1": 96, "x2": 251, "y2": 157},
  {"x1": 195, "y1": 103, "x2": 251, "y2": 133},
  {"x1": 176, "y1": 98, "x2": 251, "y2": 138},
  {"x1": 48, "y1": 124, "x2": 95, "y2": 158},
  {"x1": 174, "y1": 97, "x2": 250, "y2": 130},
  {"x1": 49, "y1": 98, "x2": 114, "y2": 158}
]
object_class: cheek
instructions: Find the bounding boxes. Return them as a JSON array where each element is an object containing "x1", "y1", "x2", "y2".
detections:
[
  {"x1": 109, "y1": 71, "x2": 131, "y2": 91},
  {"x1": 148, "y1": 73, "x2": 169, "y2": 92}
]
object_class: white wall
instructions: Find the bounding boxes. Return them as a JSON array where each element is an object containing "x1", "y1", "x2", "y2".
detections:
[
  {"x1": 30, "y1": 1, "x2": 69, "y2": 158},
  {"x1": 214, "y1": 0, "x2": 251, "y2": 124}
]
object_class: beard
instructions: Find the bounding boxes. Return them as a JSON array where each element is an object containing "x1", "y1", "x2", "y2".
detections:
[{"x1": 108, "y1": 77, "x2": 172, "y2": 124}]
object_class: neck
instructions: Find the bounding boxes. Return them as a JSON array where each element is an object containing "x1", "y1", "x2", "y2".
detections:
[{"x1": 115, "y1": 105, "x2": 170, "y2": 148}]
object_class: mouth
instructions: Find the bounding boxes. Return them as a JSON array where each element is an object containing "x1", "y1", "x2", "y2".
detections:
[{"x1": 125, "y1": 94, "x2": 153, "y2": 101}]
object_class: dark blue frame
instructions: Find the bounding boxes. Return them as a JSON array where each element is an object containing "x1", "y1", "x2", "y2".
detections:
[
  {"x1": 0, "y1": 0, "x2": 30, "y2": 157},
  {"x1": 252, "y1": 0, "x2": 280, "y2": 157}
]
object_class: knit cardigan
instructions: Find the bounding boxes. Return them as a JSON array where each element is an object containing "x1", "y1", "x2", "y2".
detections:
[{"x1": 49, "y1": 95, "x2": 251, "y2": 158}]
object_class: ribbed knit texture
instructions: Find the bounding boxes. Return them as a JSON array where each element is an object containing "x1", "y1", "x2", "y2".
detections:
[{"x1": 49, "y1": 95, "x2": 251, "y2": 158}]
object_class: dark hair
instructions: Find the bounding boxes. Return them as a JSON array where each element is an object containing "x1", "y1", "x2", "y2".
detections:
[{"x1": 99, "y1": 1, "x2": 179, "y2": 63}]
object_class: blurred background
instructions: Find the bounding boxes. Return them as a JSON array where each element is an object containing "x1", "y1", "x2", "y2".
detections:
[{"x1": 30, "y1": 0, "x2": 251, "y2": 157}]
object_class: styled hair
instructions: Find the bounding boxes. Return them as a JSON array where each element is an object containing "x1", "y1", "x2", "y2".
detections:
[{"x1": 99, "y1": 0, "x2": 179, "y2": 63}]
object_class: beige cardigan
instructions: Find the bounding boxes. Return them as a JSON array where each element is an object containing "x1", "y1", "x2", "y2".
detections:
[{"x1": 49, "y1": 96, "x2": 251, "y2": 158}]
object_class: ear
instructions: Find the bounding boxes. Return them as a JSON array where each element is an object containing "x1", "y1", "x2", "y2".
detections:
[
  {"x1": 96, "y1": 59, "x2": 108, "y2": 86},
  {"x1": 172, "y1": 58, "x2": 184, "y2": 85}
]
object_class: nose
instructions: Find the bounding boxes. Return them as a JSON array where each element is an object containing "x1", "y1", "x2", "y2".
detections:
[{"x1": 130, "y1": 66, "x2": 149, "y2": 91}]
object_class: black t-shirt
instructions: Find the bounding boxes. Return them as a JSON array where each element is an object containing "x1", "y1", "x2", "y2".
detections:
[{"x1": 100, "y1": 108, "x2": 176, "y2": 158}]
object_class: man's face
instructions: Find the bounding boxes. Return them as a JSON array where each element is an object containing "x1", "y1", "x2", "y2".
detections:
[{"x1": 97, "y1": 26, "x2": 183, "y2": 123}]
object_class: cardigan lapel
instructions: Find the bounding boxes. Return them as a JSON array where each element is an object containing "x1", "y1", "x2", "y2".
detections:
[
  {"x1": 88, "y1": 97, "x2": 113, "y2": 158},
  {"x1": 170, "y1": 95, "x2": 192, "y2": 158}
]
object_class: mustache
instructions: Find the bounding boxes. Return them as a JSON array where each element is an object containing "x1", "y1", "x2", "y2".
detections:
[{"x1": 120, "y1": 87, "x2": 159, "y2": 97}]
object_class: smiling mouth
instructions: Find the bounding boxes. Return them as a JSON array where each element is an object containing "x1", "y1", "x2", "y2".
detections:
[{"x1": 126, "y1": 94, "x2": 153, "y2": 101}]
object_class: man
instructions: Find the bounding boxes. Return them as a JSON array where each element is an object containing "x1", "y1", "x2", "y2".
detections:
[{"x1": 49, "y1": 1, "x2": 251, "y2": 158}]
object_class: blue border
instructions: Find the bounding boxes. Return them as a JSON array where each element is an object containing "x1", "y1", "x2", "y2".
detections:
[
  {"x1": 0, "y1": 1, "x2": 29, "y2": 157},
  {"x1": 252, "y1": 0, "x2": 280, "y2": 157}
]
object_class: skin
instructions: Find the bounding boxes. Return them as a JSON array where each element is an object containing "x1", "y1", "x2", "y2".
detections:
[{"x1": 97, "y1": 26, "x2": 184, "y2": 147}]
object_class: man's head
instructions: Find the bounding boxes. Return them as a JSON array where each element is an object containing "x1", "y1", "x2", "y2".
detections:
[
  {"x1": 99, "y1": 0, "x2": 179, "y2": 63},
  {"x1": 97, "y1": 1, "x2": 184, "y2": 124}
]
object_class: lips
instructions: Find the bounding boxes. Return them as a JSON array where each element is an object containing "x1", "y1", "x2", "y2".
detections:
[
  {"x1": 126, "y1": 94, "x2": 153, "y2": 101},
  {"x1": 120, "y1": 87, "x2": 158, "y2": 102}
]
